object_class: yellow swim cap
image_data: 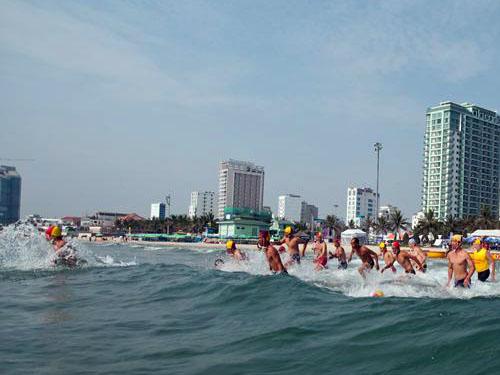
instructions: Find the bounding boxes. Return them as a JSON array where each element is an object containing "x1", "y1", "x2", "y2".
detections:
[
  {"x1": 473, "y1": 238, "x2": 481, "y2": 245},
  {"x1": 372, "y1": 289, "x2": 384, "y2": 297},
  {"x1": 451, "y1": 234, "x2": 462, "y2": 242},
  {"x1": 226, "y1": 240, "x2": 234, "y2": 250},
  {"x1": 51, "y1": 226, "x2": 62, "y2": 238},
  {"x1": 379, "y1": 242, "x2": 386, "y2": 249},
  {"x1": 284, "y1": 226, "x2": 292, "y2": 235}
]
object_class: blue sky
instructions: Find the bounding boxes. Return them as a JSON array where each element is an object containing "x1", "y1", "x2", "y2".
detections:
[{"x1": 1, "y1": 0, "x2": 499, "y2": 219}]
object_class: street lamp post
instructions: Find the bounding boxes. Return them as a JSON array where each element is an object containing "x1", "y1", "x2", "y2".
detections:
[{"x1": 374, "y1": 142, "x2": 383, "y2": 218}]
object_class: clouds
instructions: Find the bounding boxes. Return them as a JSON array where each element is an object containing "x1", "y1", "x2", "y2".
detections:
[{"x1": 0, "y1": 0, "x2": 499, "y2": 218}]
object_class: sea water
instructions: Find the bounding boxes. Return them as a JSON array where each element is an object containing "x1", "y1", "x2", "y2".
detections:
[{"x1": 1, "y1": 224, "x2": 499, "y2": 374}]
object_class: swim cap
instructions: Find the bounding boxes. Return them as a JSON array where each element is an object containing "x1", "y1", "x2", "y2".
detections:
[
  {"x1": 409, "y1": 239, "x2": 416, "y2": 245},
  {"x1": 392, "y1": 241, "x2": 400, "y2": 248},
  {"x1": 259, "y1": 230, "x2": 271, "y2": 240},
  {"x1": 379, "y1": 242, "x2": 386, "y2": 249},
  {"x1": 372, "y1": 289, "x2": 384, "y2": 297},
  {"x1": 451, "y1": 234, "x2": 462, "y2": 242},
  {"x1": 473, "y1": 238, "x2": 481, "y2": 245},
  {"x1": 45, "y1": 226, "x2": 54, "y2": 237},
  {"x1": 226, "y1": 240, "x2": 235, "y2": 250},
  {"x1": 51, "y1": 226, "x2": 62, "y2": 238},
  {"x1": 284, "y1": 226, "x2": 292, "y2": 235},
  {"x1": 278, "y1": 246, "x2": 286, "y2": 253}
]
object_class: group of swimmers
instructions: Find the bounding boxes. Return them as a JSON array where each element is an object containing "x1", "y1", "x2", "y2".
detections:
[{"x1": 223, "y1": 227, "x2": 496, "y2": 288}]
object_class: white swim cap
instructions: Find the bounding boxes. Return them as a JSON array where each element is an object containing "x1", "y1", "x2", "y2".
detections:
[{"x1": 409, "y1": 239, "x2": 416, "y2": 245}]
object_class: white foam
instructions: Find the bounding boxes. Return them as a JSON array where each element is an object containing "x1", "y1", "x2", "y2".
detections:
[{"x1": 216, "y1": 250, "x2": 500, "y2": 299}]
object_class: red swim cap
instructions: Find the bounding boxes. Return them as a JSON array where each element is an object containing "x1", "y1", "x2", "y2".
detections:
[
  {"x1": 392, "y1": 241, "x2": 400, "y2": 248},
  {"x1": 45, "y1": 226, "x2": 54, "y2": 236},
  {"x1": 278, "y1": 246, "x2": 286, "y2": 253}
]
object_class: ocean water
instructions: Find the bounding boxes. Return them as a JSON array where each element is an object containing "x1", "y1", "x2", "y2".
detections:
[{"x1": 1, "y1": 225, "x2": 500, "y2": 375}]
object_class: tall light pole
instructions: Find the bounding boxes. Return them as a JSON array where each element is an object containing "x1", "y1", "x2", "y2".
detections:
[{"x1": 374, "y1": 142, "x2": 383, "y2": 218}]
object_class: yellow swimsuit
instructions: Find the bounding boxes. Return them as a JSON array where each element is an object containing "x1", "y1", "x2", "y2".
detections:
[{"x1": 470, "y1": 248, "x2": 489, "y2": 273}]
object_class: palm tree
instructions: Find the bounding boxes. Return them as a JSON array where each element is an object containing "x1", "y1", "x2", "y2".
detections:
[
  {"x1": 414, "y1": 210, "x2": 440, "y2": 244},
  {"x1": 389, "y1": 209, "x2": 409, "y2": 240},
  {"x1": 441, "y1": 214, "x2": 463, "y2": 237},
  {"x1": 474, "y1": 206, "x2": 495, "y2": 230},
  {"x1": 325, "y1": 214, "x2": 345, "y2": 239},
  {"x1": 348, "y1": 219, "x2": 356, "y2": 229},
  {"x1": 374, "y1": 216, "x2": 390, "y2": 235},
  {"x1": 360, "y1": 216, "x2": 375, "y2": 234}
]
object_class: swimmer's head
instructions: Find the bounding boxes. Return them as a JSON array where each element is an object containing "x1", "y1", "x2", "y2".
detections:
[
  {"x1": 451, "y1": 234, "x2": 462, "y2": 250},
  {"x1": 258, "y1": 230, "x2": 271, "y2": 247},
  {"x1": 392, "y1": 241, "x2": 400, "y2": 253},
  {"x1": 379, "y1": 242, "x2": 386, "y2": 250},
  {"x1": 473, "y1": 238, "x2": 481, "y2": 246},
  {"x1": 284, "y1": 226, "x2": 293, "y2": 236},
  {"x1": 334, "y1": 239, "x2": 340, "y2": 247},
  {"x1": 315, "y1": 232, "x2": 323, "y2": 241},
  {"x1": 350, "y1": 237, "x2": 360, "y2": 248},
  {"x1": 226, "y1": 240, "x2": 235, "y2": 252},
  {"x1": 408, "y1": 238, "x2": 416, "y2": 247},
  {"x1": 51, "y1": 226, "x2": 62, "y2": 239},
  {"x1": 214, "y1": 259, "x2": 224, "y2": 268}
]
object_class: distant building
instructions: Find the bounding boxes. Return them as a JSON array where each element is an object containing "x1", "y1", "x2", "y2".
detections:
[
  {"x1": 422, "y1": 101, "x2": 500, "y2": 220},
  {"x1": 217, "y1": 159, "x2": 265, "y2": 219},
  {"x1": 0, "y1": 165, "x2": 21, "y2": 225},
  {"x1": 188, "y1": 191, "x2": 215, "y2": 219},
  {"x1": 346, "y1": 187, "x2": 378, "y2": 227},
  {"x1": 61, "y1": 216, "x2": 81, "y2": 227},
  {"x1": 278, "y1": 194, "x2": 302, "y2": 222},
  {"x1": 300, "y1": 202, "x2": 319, "y2": 227},
  {"x1": 151, "y1": 202, "x2": 166, "y2": 220},
  {"x1": 81, "y1": 211, "x2": 129, "y2": 234},
  {"x1": 378, "y1": 204, "x2": 399, "y2": 220}
]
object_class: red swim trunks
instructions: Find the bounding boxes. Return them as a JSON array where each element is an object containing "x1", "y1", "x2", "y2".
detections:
[{"x1": 316, "y1": 256, "x2": 327, "y2": 267}]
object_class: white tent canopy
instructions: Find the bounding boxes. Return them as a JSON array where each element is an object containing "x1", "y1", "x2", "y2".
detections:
[
  {"x1": 470, "y1": 229, "x2": 500, "y2": 238},
  {"x1": 341, "y1": 229, "x2": 367, "y2": 245}
]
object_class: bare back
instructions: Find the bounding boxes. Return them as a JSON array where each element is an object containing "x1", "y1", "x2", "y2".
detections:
[{"x1": 266, "y1": 246, "x2": 287, "y2": 273}]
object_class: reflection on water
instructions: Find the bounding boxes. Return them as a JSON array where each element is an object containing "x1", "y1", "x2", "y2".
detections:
[{"x1": 41, "y1": 273, "x2": 74, "y2": 325}]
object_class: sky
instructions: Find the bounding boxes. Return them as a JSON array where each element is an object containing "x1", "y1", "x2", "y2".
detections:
[{"x1": 1, "y1": 0, "x2": 500, "y2": 220}]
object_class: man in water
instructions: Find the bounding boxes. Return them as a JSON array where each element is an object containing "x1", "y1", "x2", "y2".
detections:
[
  {"x1": 379, "y1": 242, "x2": 397, "y2": 273},
  {"x1": 50, "y1": 226, "x2": 77, "y2": 267},
  {"x1": 259, "y1": 230, "x2": 287, "y2": 274},
  {"x1": 276, "y1": 226, "x2": 307, "y2": 266},
  {"x1": 447, "y1": 235, "x2": 475, "y2": 288},
  {"x1": 408, "y1": 238, "x2": 427, "y2": 272},
  {"x1": 226, "y1": 240, "x2": 247, "y2": 261},
  {"x1": 329, "y1": 239, "x2": 348, "y2": 270},
  {"x1": 469, "y1": 239, "x2": 495, "y2": 282},
  {"x1": 386, "y1": 241, "x2": 423, "y2": 274},
  {"x1": 313, "y1": 232, "x2": 328, "y2": 270},
  {"x1": 348, "y1": 237, "x2": 380, "y2": 278}
]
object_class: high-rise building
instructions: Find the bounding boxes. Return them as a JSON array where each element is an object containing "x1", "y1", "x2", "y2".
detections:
[
  {"x1": 278, "y1": 194, "x2": 302, "y2": 222},
  {"x1": 346, "y1": 187, "x2": 378, "y2": 226},
  {"x1": 188, "y1": 191, "x2": 215, "y2": 219},
  {"x1": 422, "y1": 102, "x2": 500, "y2": 220},
  {"x1": 150, "y1": 203, "x2": 166, "y2": 220},
  {"x1": 217, "y1": 160, "x2": 265, "y2": 218},
  {"x1": 300, "y1": 201, "x2": 319, "y2": 227},
  {"x1": 0, "y1": 165, "x2": 21, "y2": 225}
]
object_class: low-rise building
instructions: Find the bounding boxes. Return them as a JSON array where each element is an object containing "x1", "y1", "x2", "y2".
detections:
[{"x1": 218, "y1": 207, "x2": 272, "y2": 239}]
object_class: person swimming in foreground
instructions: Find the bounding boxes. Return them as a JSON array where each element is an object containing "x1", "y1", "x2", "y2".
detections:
[
  {"x1": 50, "y1": 226, "x2": 78, "y2": 267},
  {"x1": 447, "y1": 235, "x2": 475, "y2": 288},
  {"x1": 329, "y1": 239, "x2": 347, "y2": 270},
  {"x1": 275, "y1": 226, "x2": 308, "y2": 267},
  {"x1": 385, "y1": 241, "x2": 423, "y2": 274},
  {"x1": 348, "y1": 237, "x2": 379, "y2": 278},
  {"x1": 225, "y1": 240, "x2": 247, "y2": 261},
  {"x1": 313, "y1": 232, "x2": 328, "y2": 270},
  {"x1": 259, "y1": 230, "x2": 287, "y2": 275},
  {"x1": 469, "y1": 238, "x2": 495, "y2": 282}
]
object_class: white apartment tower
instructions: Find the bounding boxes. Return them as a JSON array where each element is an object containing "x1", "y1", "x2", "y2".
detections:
[
  {"x1": 217, "y1": 160, "x2": 265, "y2": 218},
  {"x1": 188, "y1": 191, "x2": 216, "y2": 219},
  {"x1": 150, "y1": 203, "x2": 166, "y2": 220},
  {"x1": 422, "y1": 102, "x2": 500, "y2": 220},
  {"x1": 278, "y1": 194, "x2": 302, "y2": 222},
  {"x1": 346, "y1": 187, "x2": 378, "y2": 227}
]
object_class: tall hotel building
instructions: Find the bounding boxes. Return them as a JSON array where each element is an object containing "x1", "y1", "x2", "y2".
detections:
[
  {"x1": 0, "y1": 165, "x2": 22, "y2": 225},
  {"x1": 422, "y1": 102, "x2": 500, "y2": 220},
  {"x1": 346, "y1": 187, "x2": 378, "y2": 227},
  {"x1": 217, "y1": 160, "x2": 265, "y2": 219}
]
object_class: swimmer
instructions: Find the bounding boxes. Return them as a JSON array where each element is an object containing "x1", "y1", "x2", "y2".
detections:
[
  {"x1": 313, "y1": 232, "x2": 328, "y2": 270},
  {"x1": 259, "y1": 230, "x2": 287, "y2": 274},
  {"x1": 50, "y1": 226, "x2": 77, "y2": 267},
  {"x1": 446, "y1": 235, "x2": 475, "y2": 288},
  {"x1": 347, "y1": 237, "x2": 379, "y2": 278},
  {"x1": 276, "y1": 226, "x2": 307, "y2": 266},
  {"x1": 408, "y1": 238, "x2": 427, "y2": 272},
  {"x1": 389, "y1": 241, "x2": 423, "y2": 275},
  {"x1": 469, "y1": 239, "x2": 495, "y2": 282},
  {"x1": 379, "y1": 242, "x2": 397, "y2": 273},
  {"x1": 225, "y1": 240, "x2": 247, "y2": 261},
  {"x1": 329, "y1": 239, "x2": 347, "y2": 269},
  {"x1": 45, "y1": 225, "x2": 55, "y2": 241}
]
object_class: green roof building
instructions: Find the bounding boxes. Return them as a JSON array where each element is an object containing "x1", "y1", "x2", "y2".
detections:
[{"x1": 218, "y1": 207, "x2": 271, "y2": 239}]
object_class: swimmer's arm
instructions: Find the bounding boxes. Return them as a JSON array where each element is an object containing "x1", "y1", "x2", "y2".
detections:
[
  {"x1": 465, "y1": 254, "x2": 475, "y2": 284},
  {"x1": 369, "y1": 249, "x2": 380, "y2": 269},
  {"x1": 447, "y1": 258, "x2": 453, "y2": 287},
  {"x1": 408, "y1": 255, "x2": 423, "y2": 270},
  {"x1": 486, "y1": 251, "x2": 495, "y2": 280},
  {"x1": 348, "y1": 250, "x2": 354, "y2": 263},
  {"x1": 381, "y1": 259, "x2": 395, "y2": 273}
]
